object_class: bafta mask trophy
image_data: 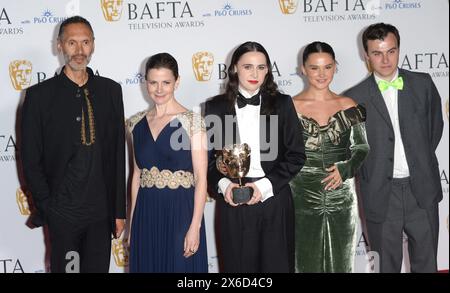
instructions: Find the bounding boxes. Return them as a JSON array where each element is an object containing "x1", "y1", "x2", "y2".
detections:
[{"x1": 218, "y1": 143, "x2": 253, "y2": 204}]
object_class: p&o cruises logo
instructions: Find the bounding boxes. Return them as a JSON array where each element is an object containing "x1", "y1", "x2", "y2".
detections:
[
  {"x1": 204, "y1": 3, "x2": 253, "y2": 17},
  {"x1": 121, "y1": 72, "x2": 145, "y2": 86},
  {"x1": 28, "y1": 9, "x2": 68, "y2": 24},
  {"x1": 384, "y1": 0, "x2": 422, "y2": 10}
]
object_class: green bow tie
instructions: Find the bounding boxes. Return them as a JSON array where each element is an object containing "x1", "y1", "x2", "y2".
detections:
[{"x1": 377, "y1": 76, "x2": 404, "y2": 92}]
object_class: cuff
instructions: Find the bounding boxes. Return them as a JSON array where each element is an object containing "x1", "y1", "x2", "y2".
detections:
[
  {"x1": 335, "y1": 161, "x2": 349, "y2": 181},
  {"x1": 254, "y1": 177, "x2": 274, "y2": 202},
  {"x1": 218, "y1": 177, "x2": 232, "y2": 196}
]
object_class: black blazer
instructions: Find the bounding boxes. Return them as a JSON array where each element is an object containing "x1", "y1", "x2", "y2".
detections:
[
  {"x1": 204, "y1": 92, "x2": 306, "y2": 198},
  {"x1": 21, "y1": 68, "x2": 126, "y2": 228},
  {"x1": 344, "y1": 68, "x2": 443, "y2": 223}
]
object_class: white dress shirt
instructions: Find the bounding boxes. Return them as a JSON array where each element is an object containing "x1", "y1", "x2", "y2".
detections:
[
  {"x1": 218, "y1": 87, "x2": 274, "y2": 202},
  {"x1": 374, "y1": 70, "x2": 410, "y2": 178}
]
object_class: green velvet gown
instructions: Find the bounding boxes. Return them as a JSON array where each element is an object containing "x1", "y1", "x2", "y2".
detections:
[{"x1": 290, "y1": 104, "x2": 369, "y2": 273}]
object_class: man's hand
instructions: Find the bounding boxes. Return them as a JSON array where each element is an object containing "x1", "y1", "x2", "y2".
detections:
[{"x1": 115, "y1": 219, "x2": 125, "y2": 239}]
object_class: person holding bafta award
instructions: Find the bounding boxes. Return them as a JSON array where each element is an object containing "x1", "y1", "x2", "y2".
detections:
[{"x1": 204, "y1": 41, "x2": 306, "y2": 272}]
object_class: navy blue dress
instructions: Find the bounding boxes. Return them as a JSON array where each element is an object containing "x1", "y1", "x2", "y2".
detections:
[{"x1": 128, "y1": 111, "x2": 208, "y2": 273}]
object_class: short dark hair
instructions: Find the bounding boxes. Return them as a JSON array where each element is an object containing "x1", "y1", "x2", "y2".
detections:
[
  {"x1": 302, "y1": 41, "x2": 336, "y2": 65},
  {"x1": 58, "y1": 15, "x2": 94, "y2": 40},
  {"x1": 145, "y1": 53, "x2": 179, "y2": 80},
  {"x1": 362, "y1": 23, "x2": 400, "y2": 53}
]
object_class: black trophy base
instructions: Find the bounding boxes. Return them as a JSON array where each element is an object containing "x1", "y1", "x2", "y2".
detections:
[{"x1": 232, "y1": 186, "x2": 253, "y2": 204}]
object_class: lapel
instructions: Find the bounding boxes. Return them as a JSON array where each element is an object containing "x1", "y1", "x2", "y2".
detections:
[
  {"x1": 397, "y1": 69, "x2": 417, "y2": 131},
  {"x1": 221, "y1": 100, "x2": 240, "y2": 147},
  {"x1": 368, "y1": 74, "x2": 394, "y2": 132},
  {"x1": 259, "y1": 93, "x2": 272, "y2": 156}
]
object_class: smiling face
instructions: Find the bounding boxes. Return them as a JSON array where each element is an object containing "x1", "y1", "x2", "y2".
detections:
[
  {"x1": 302, "y1": 52, "x2": 336, "y2": 90},
  {"x1": 365, "y1": 32, "x2": 400, "y2": 81},
  {"x1": 235, "y1": 51, "x2": 269, "y2": 94},
  {"x1": 146, "y1": 67, "x2": 179, "y2": 105},
  {"x1": 57, "y1": 23, "x2": 95, "y2": 72}
]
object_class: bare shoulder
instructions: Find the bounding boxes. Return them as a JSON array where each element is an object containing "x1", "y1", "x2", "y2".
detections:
[
  {"x1": 292, "y1": 92, "x2": 309, "y2": 105},
  {"x1": 292, "y1": 93, "x2": 308, "y2": 113},
  {"x1": 337, "y1": 95, "x2": 357, "y2": 110}
]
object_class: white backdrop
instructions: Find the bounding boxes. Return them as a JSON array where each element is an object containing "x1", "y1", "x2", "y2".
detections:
[{"x1": 0, "y1": 0, "x2": 448, "y2": 273}]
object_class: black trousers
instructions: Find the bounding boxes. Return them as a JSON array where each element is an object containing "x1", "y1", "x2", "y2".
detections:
[
  {"x1": 47, "y1": 211, "x2": 112, "y2": 273},
  {"x1": 366, "y1": 177, "x2": 439, "y2": 273},
  {"x1": 216, "y1": 187, "x2": 295, "y2": 273}
]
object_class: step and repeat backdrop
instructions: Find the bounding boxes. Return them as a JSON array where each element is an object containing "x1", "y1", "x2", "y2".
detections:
[{"x1": 0, "y1": 0, "x2": 448, "y2": 273}]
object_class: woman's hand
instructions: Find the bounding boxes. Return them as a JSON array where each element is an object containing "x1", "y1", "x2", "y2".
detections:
[
  {"x1": 183, "y1": 226, "x2": 200, "y2": 258},
  {"x1": 322, "y1": 165, "x2": 343, "y2": 190},
  {"x1": 224, "y1": 183, "x2": 240, "y2": 206},
  {"x1": 244, "y1": 183, "x2": 262, "y2": 205}
]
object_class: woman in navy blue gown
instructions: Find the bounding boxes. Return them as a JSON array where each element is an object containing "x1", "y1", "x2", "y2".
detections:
[{"x1": 127, "y1": 53, "x2": 208, "y2": 272}]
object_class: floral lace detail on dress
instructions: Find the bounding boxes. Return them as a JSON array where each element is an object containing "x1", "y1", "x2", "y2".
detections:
[
  {"x1": 126, "y1": 110, "x2": 148, "y2": 133},
  {"x1": 177, "y1": 111, "x2": 206, "y2": 137},
  {"x1": 140, "y1": 166, "x2": 194, "y2": 189}
]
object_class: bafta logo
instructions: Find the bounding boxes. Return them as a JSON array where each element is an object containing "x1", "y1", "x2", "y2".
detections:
[
  {"x1": 101, "y1": 0, "x2": 124, "y2": 22},
  {"x1": 9, "y1": 60, "x2": 32, "y2": 90},
  {"x1": 112, "y1": 238, "x2": 129, "y2": 267},
  {"x1": 16, "y1": 188, "x2": 31, "y2": 216},
  {"x1": 279, "y1": 0, "x2": 299, "y2": 14},
  {"x1": 192, "y1": 52, "x2": 214, "y2": 82}
]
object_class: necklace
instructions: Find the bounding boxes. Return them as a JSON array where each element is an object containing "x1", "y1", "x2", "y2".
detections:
[{"x1": 80, "y1": 88, "x2": 96, "y2": 146}]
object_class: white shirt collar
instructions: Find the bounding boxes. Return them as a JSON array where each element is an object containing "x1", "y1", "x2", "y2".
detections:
[{"x1": 238, "y1": 86, "x2": 260, "y2": 99}]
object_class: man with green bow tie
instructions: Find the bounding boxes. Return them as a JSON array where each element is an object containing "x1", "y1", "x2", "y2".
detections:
[
  {"x1": 377, "y1": 76, "x2": 403, "y2": 92},
  {"x1": 344, "y1": 23, "x2": 443, "y2": 273}
]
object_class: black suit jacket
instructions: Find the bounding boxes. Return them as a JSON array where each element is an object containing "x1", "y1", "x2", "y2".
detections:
[
  {"x1": 344, "y1": 68, "x2": 443, "y2": 223},
  {"x1": 204, "y1": 92, "x2": 306, "y2": 198},
  {"x1": 21, "y1": 67, "x2": 126, "y2": 228}
]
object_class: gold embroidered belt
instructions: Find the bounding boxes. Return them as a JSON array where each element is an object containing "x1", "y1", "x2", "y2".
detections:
[{"x1": 140, "y1": 167, "x2": 194, "y2": 189}]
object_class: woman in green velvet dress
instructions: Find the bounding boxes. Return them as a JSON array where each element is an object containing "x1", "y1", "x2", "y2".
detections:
[{"x1": 291, "y1": 42, "x2": 370, "y2": 273}]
